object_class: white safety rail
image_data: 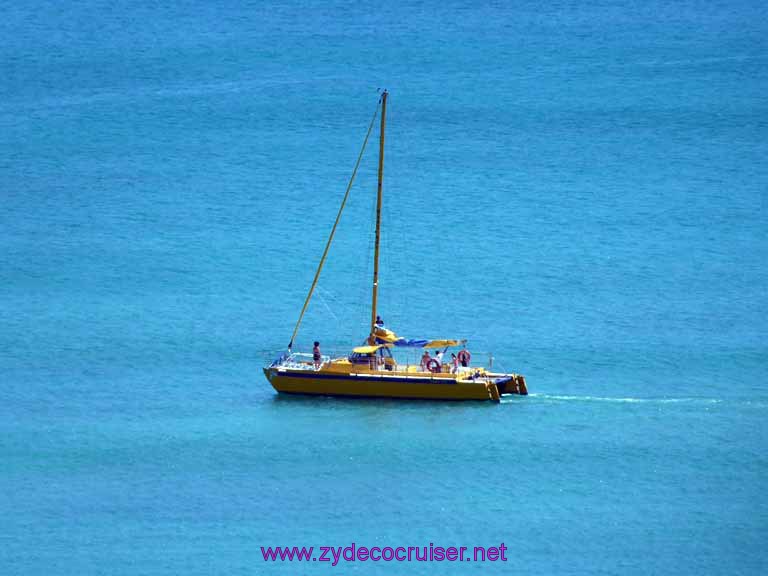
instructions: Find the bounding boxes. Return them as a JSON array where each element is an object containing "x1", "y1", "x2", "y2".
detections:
[
  {"x1": 271, "y1": 352, "x2": 335, "y2": 370},
  {"x1": 267, "y1": 348, "x2": 499, "y2": 373}
]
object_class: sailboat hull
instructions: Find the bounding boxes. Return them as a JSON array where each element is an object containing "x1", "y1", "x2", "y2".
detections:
[{"x1": 263, "y1": 367, "x2": 526, "y2": 402}]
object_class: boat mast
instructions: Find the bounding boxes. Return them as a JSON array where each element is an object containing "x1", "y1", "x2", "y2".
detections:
[{"x1": 369, "y1": 90, "x2": 387, "y2": 345}]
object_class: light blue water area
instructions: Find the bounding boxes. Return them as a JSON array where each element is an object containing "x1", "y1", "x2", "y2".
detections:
[{"x1": 2, "y1": 1, "x2": 767, "y2": 574}]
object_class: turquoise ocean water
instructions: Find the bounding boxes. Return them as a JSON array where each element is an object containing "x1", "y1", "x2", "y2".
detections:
[{"x1": 2, "y1": 1, "x2": 767, "y2": 574}]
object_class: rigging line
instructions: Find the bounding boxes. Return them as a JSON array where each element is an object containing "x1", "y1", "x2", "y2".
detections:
[
  {"x1": 288, "y1": 95, "x2": 382, "y2": 351},
  {"x1": 314, "y1": 287, "x2": 340, "y2": 323}
]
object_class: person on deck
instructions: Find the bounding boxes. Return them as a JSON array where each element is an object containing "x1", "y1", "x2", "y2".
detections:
[
  {"x1": 313, "y1": 341, "x2": 322, "y2": 369},
  {"x1": 450, "y1": 353, "x2": 459, "y2": 374},
  {"x1": 375, "y1": 315, "x2": 385, "y2": 327},
  {"x1": 420, "y1": 350, "x2": 432, "y2": 372},
  {"x1": 435, "y1": 349, "x2": 445, "y2": 366}
]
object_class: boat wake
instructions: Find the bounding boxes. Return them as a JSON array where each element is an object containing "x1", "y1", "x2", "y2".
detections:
[{"x1": 524, "y1": 394, "x2": 722, "y2": 405}]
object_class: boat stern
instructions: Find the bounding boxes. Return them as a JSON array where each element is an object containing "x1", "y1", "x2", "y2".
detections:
[{"x1": 491, "y1": 374, "x2": 528, "y2": 396}]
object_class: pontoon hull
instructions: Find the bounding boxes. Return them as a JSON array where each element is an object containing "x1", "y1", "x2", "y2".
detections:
[{"x1": 263, "y1": 367, "x2": 527, "y2": 402}]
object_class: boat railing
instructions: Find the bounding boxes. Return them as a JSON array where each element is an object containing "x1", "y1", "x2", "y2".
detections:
[
  {"x1": 271, "y1": 352, "x2": 333, "y2": 370},
  {"x1": 267, "y1": 348, "x2": 502, "y2": 374}
]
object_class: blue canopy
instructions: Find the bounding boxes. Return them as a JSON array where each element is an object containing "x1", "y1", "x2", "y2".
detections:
[
  {"x1": 392, "y1": 338, "x2": 430, "y2": 347},
  {"x1": 374, "y1": 336, "x2": 464, "y2": 348}
]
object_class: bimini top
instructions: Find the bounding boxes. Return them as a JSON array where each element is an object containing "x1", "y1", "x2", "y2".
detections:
[
  {"x1": 421, "y1": 339, "x2": 465, "y2": 349},
  {"x1": 372, "y1": 326, "x2": 466, "y2": 349}
]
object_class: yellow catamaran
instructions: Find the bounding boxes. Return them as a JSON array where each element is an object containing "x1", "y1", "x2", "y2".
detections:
[{"x1": 263, "y1": 91, "x2": 527, "y2": 402}]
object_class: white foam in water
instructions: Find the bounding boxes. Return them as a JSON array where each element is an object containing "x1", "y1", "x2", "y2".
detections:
[{"x1": 527, "y1": 394, "x2": 722, "y2": 405}]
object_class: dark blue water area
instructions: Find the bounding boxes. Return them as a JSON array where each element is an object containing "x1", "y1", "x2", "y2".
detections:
[{"x1": 1, "y1": 1, "x2": 767, "y2": 574}]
